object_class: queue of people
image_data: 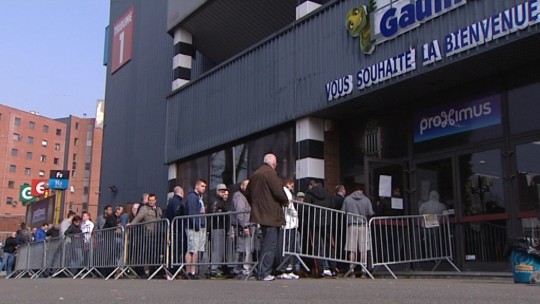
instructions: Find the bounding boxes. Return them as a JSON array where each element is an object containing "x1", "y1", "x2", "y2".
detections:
[{"x1": 5, "y1": 153, "x2": 451, "y2": 281}]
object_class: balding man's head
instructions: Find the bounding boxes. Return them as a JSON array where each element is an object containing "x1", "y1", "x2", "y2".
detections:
[
  {"x1": 263, "y1": 153, "x2": 277, "y2": 169},
  {"x1": 174, "y1": 186, "x2": 184, "y2": 197}
]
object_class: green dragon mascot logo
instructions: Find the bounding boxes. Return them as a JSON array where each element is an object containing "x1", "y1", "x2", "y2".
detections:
[{"x1": 345, "y1": 0, "x2": 377, "y2": 54}]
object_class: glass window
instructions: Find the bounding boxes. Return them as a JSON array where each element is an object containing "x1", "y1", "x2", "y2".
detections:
[
  {"x1": 55, "y1": 143, "x2": 61, "y2": 151},
  {"x1": 178, "y1": 155, "x2": 209, "y2": 191},
  {"x1": 29, "y1": 121, "x2": 35, "y2": 129},
  {"x1": 54, "y1": 157, "x2": 59, "y2": 165},
  {"x1": 11, "y1": 148, "x2": 18, "y2": 157},
  {"x1": 43, "y1": 125, "x2": 49, "y2": 133},
  {"x1": 508, "y1": 80, "x2": 540, "y2": 134},
  {"x1": 248, "y1": 128, "x2": 294, "y2": 178},
  {"x1": 9, "y1": 165, "x2": 16, "y2": 173},
  {"x1": 74, "y1": 138, "x2": 79, "y2": 146},
  {"x1": 415, "y1": 158, "x2": 455, "y2": 213},
  {"x1": 39, "y1": 170, "x2": 45, "y2": 177},
  {"x1": 24, "y1": 168, "x2": 31, "y2": 175},
  {"x1": 40, "y1": 155, "x2": 46, "y2": 162},
  {"x1": 515, "y1": 141, "x2": 540, "y2": 212},
  {"x1": 75, "y1": 122, "x2": 79, "y2": 130},
  {"x1": 6, "y1": 197, "x2": 13, "y2": 205},
  {"x1": 8, "y1": 181, "x2": 14, "y2": 189},
  {"x1": 14, "y1": 117, "x2": 21, "y2": 126},
  {"x1": 13, "y1": 133, "x2": 21, "y2": 141},
  {"x1": 28, "y1": 136, "x2": 34, "y2": 144},
  {"x1": 42, "y1": 140, "x2": 48, "y2": 147},
  {"x1": 56, "y1": 128, "x2": 62, "y2": 136},
  {"x1": 459, "y1": 149, "x2": 504, "y2": 216},
  {"x1": 26, "y1": 152, "x2": 32, "y2": 160}
]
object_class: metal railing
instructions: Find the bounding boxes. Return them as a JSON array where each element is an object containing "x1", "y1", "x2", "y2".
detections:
[
  {"x1": 122, "y1": 219, "x2": 170, "y2": 280},
  {"x1": 7, "y1": 211, "x2": 461, "y2": 281},
  {"x1": 284, "y1": 200, "x2": 373, "y2": 279},
  {"x1": 369, "y1": 214, "x2": 459, "y2": 279},
  {"x1": 169, "y1": 211, "x2": 259, "y2": 280},
  {"x1": 83, "y1": 226, "x2": 126, "y2": 279}
]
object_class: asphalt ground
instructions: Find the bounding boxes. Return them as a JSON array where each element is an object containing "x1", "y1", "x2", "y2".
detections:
[{"x1": 0, "y1": 276, "x2": 538, "y2": 304}]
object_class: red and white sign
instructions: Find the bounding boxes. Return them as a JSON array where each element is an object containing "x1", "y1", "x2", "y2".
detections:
[
  {"x1": 111, "y1": 6, "x2": 134, "y2": 74},
  {"x1": 31, "y1": 179, "x2": 49, "y2": 197}
]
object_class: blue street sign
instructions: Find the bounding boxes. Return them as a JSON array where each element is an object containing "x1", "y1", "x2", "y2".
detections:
[{"x1": 49, "y1": 179, "x2": 69, "y2": 190}]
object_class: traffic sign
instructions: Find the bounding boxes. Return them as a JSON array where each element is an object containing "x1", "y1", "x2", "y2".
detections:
[
  {"x1": 49, "y1": 179, "x2": 69, "y2": 190},
  {"x1": 19, "y1": 184, "x2": 36, "y2": 204},
  {"x1": 49, "y1": 170, "x2": 70, "y2": 179},
  {"x1": 31, "y1": 179, "x2": 49, "y2": 197},
  {"x1": 49, "y1": 170, "x2": 70, "y2": 190}
]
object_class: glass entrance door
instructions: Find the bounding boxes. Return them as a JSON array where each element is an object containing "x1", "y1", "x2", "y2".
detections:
[
  {"x1": 413, "y1": 149, "x2": 509, "y2": 271},
  {"x1": 364, "y1": 158, "x2": 407, "y2": 216},
  {"x1": 456, "y1": 148, "x2": 508, "y2": 270},
  {"x1": 513, "y1": 140, "x2": 540, "y2": 240}
]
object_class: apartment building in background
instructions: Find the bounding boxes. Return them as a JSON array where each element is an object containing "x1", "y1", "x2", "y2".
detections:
[{"x1": 0, "y1": 102, "x2": 103, "y2": 232}]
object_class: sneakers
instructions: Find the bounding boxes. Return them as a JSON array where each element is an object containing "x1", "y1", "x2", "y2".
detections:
[
  {"x1": 287, "y1": 272, "x2": 299, "y2": 280},
  {"x1": 278, "y1": 273, "x2": 299, "y2": 280},
  {"x1": 187, "y1": 273, "x2": 199, "y2": 280},
  {"x1": 322, "y1": 269, "x2": 332, "y2": 277},
  {"x1": 262, "y1": 274, "x2": 275, "y2": 281},
  {"x1": 208, "y1": 271, "x2": 225, "y2": 279}
]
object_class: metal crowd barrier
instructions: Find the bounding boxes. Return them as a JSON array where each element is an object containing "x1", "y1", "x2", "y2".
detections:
[
  {"x1": 9, "y1": 243, "x2": 29, "y2": 279},
  {"x1": 82, "y1": 226, "x2": 126, "y2": 280},
  {"x1": 284, "y1": 200, "x2": 373, "y2": 279},
  {"x1": 44, "y1": 236, "x2": 63, "y2": 278},
  {"x1": 122, "y1": 219, "x2": 170, "y2": 280},
  {"x1": 27, "y1": 240, "x2": 47, "y2": 278},
  {"x1": 52, "y1": 231, "x2": 87, "y2": 279},
  {"x1": 169, "y1": 211, "x2": 259, "y2": 280},
  {"x1": 369, "y1": 214, "x2": 460, "y2": 279}
]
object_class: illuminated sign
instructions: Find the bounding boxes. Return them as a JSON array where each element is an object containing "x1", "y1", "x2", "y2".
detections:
[
  {"x1": 413, "y1": 94, "x2": 501, "y2": 142},
  {"x1": 371, "y1": 0, "x2": 467, "y2": 45}
]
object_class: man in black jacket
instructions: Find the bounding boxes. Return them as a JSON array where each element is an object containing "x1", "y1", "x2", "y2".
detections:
[
  {"x1": 3, "y1": 232, "x2": 17, "y2": 276},
  {"x1": 304, "y1": 179, "x2": 337, "y2": 277}
]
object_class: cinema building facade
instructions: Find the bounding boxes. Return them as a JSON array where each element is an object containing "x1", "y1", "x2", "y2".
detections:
[{"x1": 102, "y1": 0, "x2": 540, "y2": 271}]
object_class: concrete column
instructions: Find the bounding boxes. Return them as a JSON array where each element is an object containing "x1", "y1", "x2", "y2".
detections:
[
  {"x1": 296, "y1": 0, "x2": 323, "y2": 19},
  {"x1": 167, "y1": 163, "x2": 177, "y2": 201},
  {"x1": 172, "y1": 27, "x2": 194, "y2": 91},
  {"x1": 296, "y1": 117, "x2": 325, "y2": 191}
]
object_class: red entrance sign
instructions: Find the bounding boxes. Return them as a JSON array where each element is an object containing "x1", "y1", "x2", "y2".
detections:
[
  {"x1": 31, "y1": 179, "x2": 49, "y2": 197},
  {"x1": 111, "y1": 6, "x2": 134, "y2": 74}
]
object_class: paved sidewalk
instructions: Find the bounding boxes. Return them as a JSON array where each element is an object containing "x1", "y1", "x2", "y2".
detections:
[{"x1": 1, "y1": 277, "x2": 538, "y2": 304}]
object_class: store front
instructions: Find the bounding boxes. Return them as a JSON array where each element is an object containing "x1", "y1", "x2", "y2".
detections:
[{"x1": 330, "y1": 62, "x2": 540, "y2": 271}]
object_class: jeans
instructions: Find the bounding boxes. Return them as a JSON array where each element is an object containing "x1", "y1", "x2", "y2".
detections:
[
  {"x1": 3, "y1": 252, "x2": 15, "y2": 276},
  {"x1": 258, "y1": 225, "x2": 279, "y2": 279}
]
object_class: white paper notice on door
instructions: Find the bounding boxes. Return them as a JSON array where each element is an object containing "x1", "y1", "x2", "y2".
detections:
[
  {"x1": 391, "y1": 197, "x2": 403, "y2": 210},
  {"x1": 379, "y1": 175, "x2": 392, "y2": 197}
]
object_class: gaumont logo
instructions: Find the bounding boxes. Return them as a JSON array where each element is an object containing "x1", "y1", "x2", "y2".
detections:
[
  {"x1": 345, "y1": 0, "x2": 377, "y2": 54},
  {"x1": 346, "y1": 0, "x2": 467, "y2": 54},
  {"x1": 414, "y1": 95, "x2": 501, "y2": 143}
]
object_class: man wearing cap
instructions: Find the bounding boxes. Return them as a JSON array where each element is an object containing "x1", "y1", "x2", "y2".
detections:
[{"x1": 207, "y1": 183, "x2": 231, "y2": 278}]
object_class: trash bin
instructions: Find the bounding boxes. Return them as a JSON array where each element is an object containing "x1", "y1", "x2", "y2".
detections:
[{"x1": 508, "y1": 238, "x2": 540, "y2": 284}]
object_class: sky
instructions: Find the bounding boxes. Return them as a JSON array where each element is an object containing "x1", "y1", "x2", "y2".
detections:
[{"x1": 0, "y1": 1, "x2": 110, "y2": 119}]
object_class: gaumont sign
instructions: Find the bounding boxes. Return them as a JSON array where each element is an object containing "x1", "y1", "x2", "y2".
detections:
[
  {"x1": 327, "y1": 0, "x2": 540, "y2": 102},
  {"x1": 371, "y1": 0, "x2": 467, "y2": 46}
]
